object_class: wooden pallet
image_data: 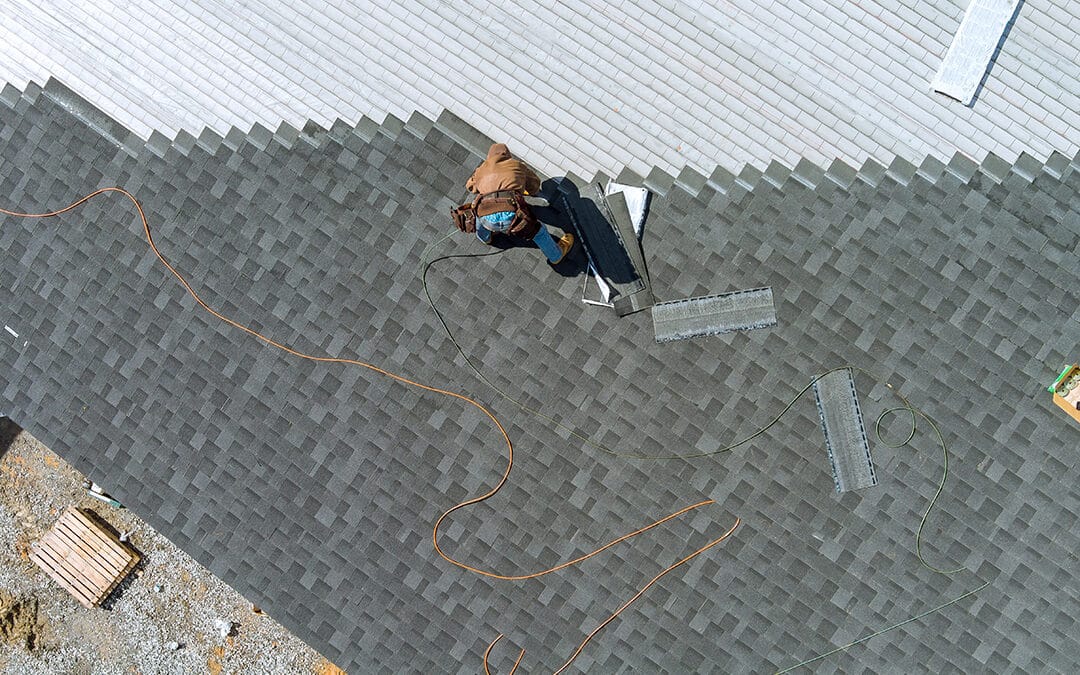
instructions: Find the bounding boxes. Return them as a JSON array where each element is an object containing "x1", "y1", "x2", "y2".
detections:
[{"x1": 29, "y1": 507, "x2": 140, "y2": 608}]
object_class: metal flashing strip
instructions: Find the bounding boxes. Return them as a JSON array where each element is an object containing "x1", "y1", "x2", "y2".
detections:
[
  {"x1": 562, "y1": 182, "x2": 653, "y2": 315},
  {"x1": 600, "y1": 188, "x2": 654, "y2": 316},
  {"x1": 651, "y1": 288, "x2": 776, "y2": 343},
  {"x1": 931, "y1": 0, "x2": 1021, "y2": 105},
  {"x1": 605, "y1": 181, "x2": 650, "y2": 240},
  {"x1": 812, "y1": 368, "x2": 877, "y2": 493}
]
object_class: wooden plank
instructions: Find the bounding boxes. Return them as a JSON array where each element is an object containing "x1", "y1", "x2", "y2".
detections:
[
  {"x1": 66, "y1": 509, "x2": 131, "y2": 565},
  {"x1": 30, "y1": 549, "x2": 97, "y2": 608},
  {"x1": 30, "y1": 544, "x2": 101, "y2": 607},
  {"x1": 69, "y1": 508, "x2": 136, "y2": 560},
  {"x1": 36, "y1": 537, "x2": 106, "y2": 596},
  {"x1": 34, "y1": 534, "x2": 111, "y2": 598},
  {"x1": 57, "y1": 520, "x2": 130, "y2": 576},
  {"x1": 68, "y1": 509, "x2": 137, "y2": 567},
  {"x1": 43, "y1": 526, "x2": 121, "y2": 588},
  {"x1": 52, "y1": 519, "x2": 128, "y2": 575},
  {"x1": 29, "y1": 545, "x2": 97, "y2": 604}
]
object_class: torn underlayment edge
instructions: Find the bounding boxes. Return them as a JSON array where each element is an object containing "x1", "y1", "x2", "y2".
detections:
[
  {"x1": 812, "y1": 368, "x2": 877, "y2": 493},
  {"x1": 651, "y1": 287, "x2": 777, "y2": 343}
]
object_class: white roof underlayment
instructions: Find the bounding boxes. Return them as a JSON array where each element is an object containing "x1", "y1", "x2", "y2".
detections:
[{"x1": 0, "y1": 0, "x2": 1077, "y2": 179}]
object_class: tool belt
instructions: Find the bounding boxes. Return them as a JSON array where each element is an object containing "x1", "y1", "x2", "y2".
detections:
[
  {"x1": 450, "y1": 203, "x2": 477, "y2": 233},
  {"x1": 451, "y1": 190, "x2": 539, "y2": 239}
]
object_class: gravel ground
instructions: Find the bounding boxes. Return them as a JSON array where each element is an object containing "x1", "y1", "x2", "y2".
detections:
[{"x1": 0, "y1": 418, "x2": 344, "y2": 675}]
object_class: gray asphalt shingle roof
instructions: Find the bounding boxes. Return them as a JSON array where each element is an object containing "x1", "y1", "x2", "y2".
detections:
[{"x1": 1, "y1": 78, "x2": 1078, "y2": 672}]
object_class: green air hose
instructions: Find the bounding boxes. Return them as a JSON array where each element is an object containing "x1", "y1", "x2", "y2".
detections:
[{"x1": 774, "y1": 578, "x2": 991, "y2": 674}]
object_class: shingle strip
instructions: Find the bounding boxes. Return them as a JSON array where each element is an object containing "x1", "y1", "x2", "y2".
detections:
[
  {"x1": 651, "y1": 288, "x2": 776, "y2": 343},
  {"x1": 812, "y1": 368, "x2": 877, "y2": 493}
]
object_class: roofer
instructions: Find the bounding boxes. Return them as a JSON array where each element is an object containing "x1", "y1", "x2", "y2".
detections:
[{"x1": 453, "y1": 143, "x2": 574, "y2": 264}]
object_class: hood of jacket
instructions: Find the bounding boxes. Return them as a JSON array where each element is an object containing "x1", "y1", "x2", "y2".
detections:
[
  {"x1": 486, "y1": 143, "x2": 512, "y2": 161},
  {"x1": 465, "y1": 143, "x2": 540, "y2": 196}
]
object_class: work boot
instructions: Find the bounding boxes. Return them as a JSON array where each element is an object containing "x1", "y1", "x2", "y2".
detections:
[{"x1": 552, "y1": 233, "x2": 575, "y2": 264}]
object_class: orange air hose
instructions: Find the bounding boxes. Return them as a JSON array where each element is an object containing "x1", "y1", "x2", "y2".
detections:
[
  {"x1": 1, "y1": 189, "x2": 738, "y2": 666},
  {"x1": 484, "y1": 634, "x2": 525, "y2": 675},
  {"x1": 484, "y1": 517, "x2": 741, "y2": 674}
]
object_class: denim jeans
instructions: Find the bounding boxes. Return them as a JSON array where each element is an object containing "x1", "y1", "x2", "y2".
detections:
[{"x1": 476, "y1": 211, "x2": 563, "y2": 262}]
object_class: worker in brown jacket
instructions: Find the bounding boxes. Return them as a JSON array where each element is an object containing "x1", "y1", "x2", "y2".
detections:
[{"x1": 465, "y1": 143, "x2": 574, "y2": 264}]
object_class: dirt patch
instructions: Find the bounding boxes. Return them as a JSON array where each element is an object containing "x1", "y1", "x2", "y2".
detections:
[{"x1": 0, "y1": 589, "x2": 43, "y2": 652}]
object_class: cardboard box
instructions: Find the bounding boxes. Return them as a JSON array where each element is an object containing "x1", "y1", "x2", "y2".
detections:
[{"x1": 1048, "y1": 364, "x2": 1080, "y2": 425}]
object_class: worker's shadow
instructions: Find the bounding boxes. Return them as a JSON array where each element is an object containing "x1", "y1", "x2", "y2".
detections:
[
  {"x1": 532, "y1": 178, "x2": 641, "y2": 282},
  {"x1": 480, "y1": 178, "x2": 643, "y2": 282}
]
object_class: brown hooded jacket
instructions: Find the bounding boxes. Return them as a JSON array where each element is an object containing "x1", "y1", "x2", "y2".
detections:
[{"x1": 465, "y1": 143, "x2": 541, "y2": 196}]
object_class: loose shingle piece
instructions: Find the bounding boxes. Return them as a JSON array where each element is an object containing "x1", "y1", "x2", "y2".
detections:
[
  {"x1": 813, "y1": 368, "x2": 877, "y2": 493},
  {"x1": 651, "y1": 288, "x2": 776, "y2": 343}
]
